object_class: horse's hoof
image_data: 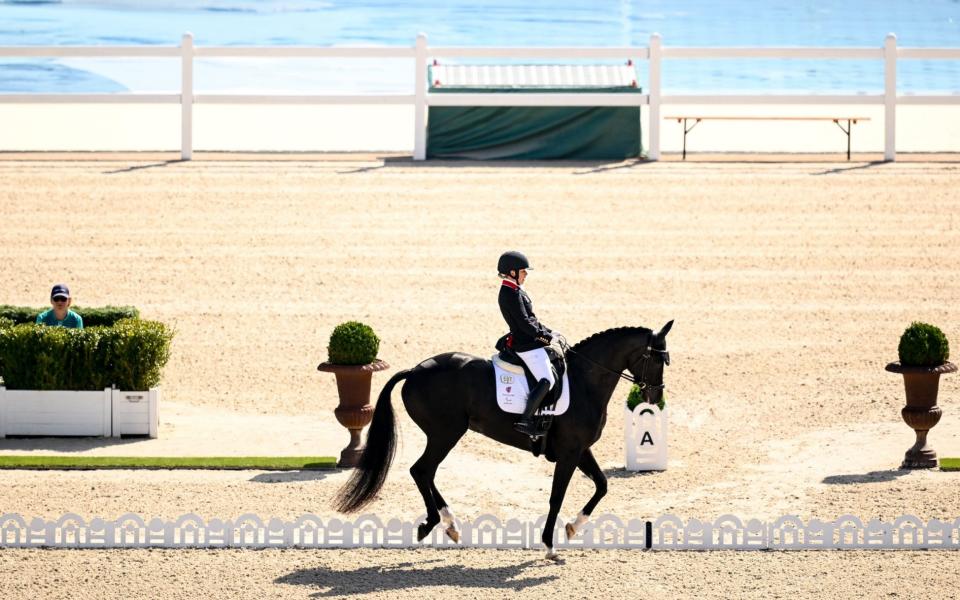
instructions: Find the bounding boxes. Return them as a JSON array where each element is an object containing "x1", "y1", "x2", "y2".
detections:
[
  {"x1": 565, "y1": 523, "x2": 577, "y2": 540},
  {"x1": 416, "y1": 522, "x2": 434, "y2": 542},
  {"x1": 545, "y1": 548, "x2": 560, "y2": 562},
  {"x1": 445, "y1": 525, "x2": 461, "y2": 543}
]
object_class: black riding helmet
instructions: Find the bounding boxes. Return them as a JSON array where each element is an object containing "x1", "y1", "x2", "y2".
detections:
[{"x1": 498, "y1": 251, "x2": 532, "y2": 276}]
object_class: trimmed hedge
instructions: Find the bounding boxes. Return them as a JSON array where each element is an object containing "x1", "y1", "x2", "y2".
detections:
[
  {"x1": 327, "y1": 321, "x2": 380, "y2": 365},
  {"x1": 0, "y1": 318, "x2": 173, "y2": 391},
  {"x1": 898, "y1": 322, "x2": 950, "y2": 367},
  {"x1": 0, "y1": 305, "x2": 140, "y2": 327}
]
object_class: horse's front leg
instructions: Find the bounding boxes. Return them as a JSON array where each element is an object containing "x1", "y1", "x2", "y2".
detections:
[
  {"x1": 542, "y1": 454, "x2": 580, "y2": 561},
  {"x1": 565, "y1": 448, "x2": 607, "y2": 540}
]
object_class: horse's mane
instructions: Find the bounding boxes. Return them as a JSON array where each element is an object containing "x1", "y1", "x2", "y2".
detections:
[{"x1": 570, "y1": 326, "x2": 652, "y2": 352}]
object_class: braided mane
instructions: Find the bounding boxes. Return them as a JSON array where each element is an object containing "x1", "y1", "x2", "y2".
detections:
[{"x1": 570, "y1": 326, "x2": 652, "y2": 352}]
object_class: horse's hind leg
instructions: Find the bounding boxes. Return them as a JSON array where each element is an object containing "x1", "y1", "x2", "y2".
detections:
[
  {"x1": 432, "y1": 483, "x2": 461, "y2": 543},
  {"x1": 410, "y1": 432, "x2": 464, "y2": 542},
  {"x1": 565, "y1": 448, "x2": 608, "y2": 540}
]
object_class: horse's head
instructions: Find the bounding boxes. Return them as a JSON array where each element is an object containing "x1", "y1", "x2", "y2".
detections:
[{"x1": 626, "y1": 319, "x2": 673, "y2": 405}]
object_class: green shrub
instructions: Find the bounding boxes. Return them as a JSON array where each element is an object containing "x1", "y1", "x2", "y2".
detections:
[
  {"x1": 327, "y1": 321, "x2": 380, "y2": 365},
  {"x1": 0, "y1": 306, "x2": 40, "y2": 325},
  {"x1": 898, "y1": 322, "x2": 950, "y2": 367},
  {"x1": 0, "y1": 319, "x2": 173, "y2": 391},
  {"x1": 72, "y1": 306, "x2": 141, "y2": 327},
  {"x1": 626, "y1": 383, "x2": 666, "y2": 411},
  {"x1": 0, "y1": 316, "x2": 13, "y2": 330},
  {"x1": 100, "y1": 318, "x2": 173, "y2": 390},
  {"x1": 0, "y1": 305, "x2": 139, "y2": 327}
]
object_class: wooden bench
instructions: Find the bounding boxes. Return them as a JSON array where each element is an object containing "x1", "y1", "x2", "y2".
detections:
[{"x1": 665, "y1": 116, "x2": 871, "y2": 160}]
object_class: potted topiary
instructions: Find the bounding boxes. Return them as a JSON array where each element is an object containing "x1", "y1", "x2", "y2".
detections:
[
  {"x1": 317, "y1": 321, "x2": 389, "y2": 468},
  {"x1": 885, "y1": 322, "x2": 955, "y2": 469}
]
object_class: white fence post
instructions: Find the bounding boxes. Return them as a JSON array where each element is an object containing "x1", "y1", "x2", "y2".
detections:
[
  {"x1": 413, "y1": 33, "x2": 428, "y2": 161},
  {"x1": 181, "y1": 32, "x2": 194, "y2": 161},
  {"x1": 884, "y1": 33, "x2": 897, "y2": 162},
  {"x1": 647, "y1": 33, "x2": 662, "y2": 161}
]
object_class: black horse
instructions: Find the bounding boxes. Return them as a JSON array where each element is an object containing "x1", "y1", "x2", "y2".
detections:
[{"x1": 334, "y1": 321, "x2": 673, "y2": 560}]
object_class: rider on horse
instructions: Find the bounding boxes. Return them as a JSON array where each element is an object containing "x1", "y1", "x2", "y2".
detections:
[{"x1": 497, "y1": 251, "x2": 566, "y2": 439}]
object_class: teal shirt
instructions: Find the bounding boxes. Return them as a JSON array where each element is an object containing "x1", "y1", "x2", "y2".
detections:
[{"x1": 36, "y1": 309, "x2": 84, "y2": 329}]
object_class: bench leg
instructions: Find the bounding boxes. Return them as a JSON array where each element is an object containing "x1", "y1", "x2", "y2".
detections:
[
  {"x1": 680, "y1": 118, "x2": 700, "y2": 160},
  {"x1": 834, "y1": 119, "x2": 853, "y2": 160},
  {"x1": 682, "y1": 118, "x2": 688, "y2": 160},
  {"x1": 847, "y1": 119, "x2": 851, "y2": 160}
]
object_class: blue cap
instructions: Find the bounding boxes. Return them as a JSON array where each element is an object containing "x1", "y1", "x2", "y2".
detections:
[{"x1": 50, "y1": 284, "x2": 71, "y2": 299}]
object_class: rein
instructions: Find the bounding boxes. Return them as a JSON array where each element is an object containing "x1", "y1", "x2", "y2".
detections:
[{"x1": 559, "y1": 341, "x2": 669, "y2": 390}]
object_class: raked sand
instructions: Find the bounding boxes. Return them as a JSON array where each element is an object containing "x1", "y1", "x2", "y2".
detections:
[{"x1": 0, "y1": 156, "x2": 959, "y2": 598}]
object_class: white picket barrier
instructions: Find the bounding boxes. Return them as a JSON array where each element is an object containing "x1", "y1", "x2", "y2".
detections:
[
  {"x1": 624, "y1": 403, "x2": 667, "y2": 471},
  {"x1": 1, "y1": 512, "x2": 958, "y2": 550}
]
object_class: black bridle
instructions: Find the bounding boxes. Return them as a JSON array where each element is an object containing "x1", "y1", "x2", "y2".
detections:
[{"x1": 560, "y1": 341, "x2": 669, "y2": 391}]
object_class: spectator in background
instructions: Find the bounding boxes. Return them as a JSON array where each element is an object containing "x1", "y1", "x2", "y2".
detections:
[{"x1": 36, "y1": 284, "x2": 83, "y2": 329}]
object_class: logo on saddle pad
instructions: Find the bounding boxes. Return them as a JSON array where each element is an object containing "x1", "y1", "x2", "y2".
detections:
[{"x1": 492, "y1": 355, "x2": 570, "y2": 416}]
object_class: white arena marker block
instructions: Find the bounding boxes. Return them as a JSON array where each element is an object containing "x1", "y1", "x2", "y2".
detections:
[{"x1": 625, "y1": 404, "x2": 667, "y2": 471}]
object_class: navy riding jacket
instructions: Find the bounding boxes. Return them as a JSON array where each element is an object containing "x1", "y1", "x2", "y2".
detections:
[{"x1": 498, "y1": 279, "x2": 553, "y2": 352}]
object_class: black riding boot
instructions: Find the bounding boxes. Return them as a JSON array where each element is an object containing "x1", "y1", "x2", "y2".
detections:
[{"x1": 514, "y1": 378, "x2": 552, "y2": 438}]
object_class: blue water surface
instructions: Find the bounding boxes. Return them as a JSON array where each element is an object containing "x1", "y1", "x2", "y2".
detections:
[{"x1": 1, "y1": 0, "x2": 958, "y2": 93}]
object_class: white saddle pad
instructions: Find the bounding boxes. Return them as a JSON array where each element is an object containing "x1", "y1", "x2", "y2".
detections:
[{"x1": 492, "y1": 355, "x2": 570, "y2": 416}]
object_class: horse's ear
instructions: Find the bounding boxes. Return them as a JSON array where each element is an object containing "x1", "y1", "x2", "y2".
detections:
[{"x1": 657, "y1": 320, "x2": 674, "y2": 338}]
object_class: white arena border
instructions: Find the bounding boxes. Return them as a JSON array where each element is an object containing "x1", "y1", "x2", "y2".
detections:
[{"x1": 2, "y1": 513, "x2": 959, "y2": 550}]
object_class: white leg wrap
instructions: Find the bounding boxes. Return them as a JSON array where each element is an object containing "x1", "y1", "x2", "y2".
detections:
[
  {"x1": 574, "y1": 512, "x2": 589, "y2": 530},
  {"x1": 440, "y1": 507, "x2": 455, "y2": 527},
  {"x1": 568, "y1": 512, "x2": 589, "y2": 535}
]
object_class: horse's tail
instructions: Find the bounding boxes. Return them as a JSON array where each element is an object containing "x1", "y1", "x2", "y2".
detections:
[{"x1": 333, "y1": 368, "x2": 411, "y2": 513}]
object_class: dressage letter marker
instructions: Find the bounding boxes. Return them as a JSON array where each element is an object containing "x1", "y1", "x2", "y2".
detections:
[{"x1": 625, "y1": 404, "x2": 667, "y2": 471}]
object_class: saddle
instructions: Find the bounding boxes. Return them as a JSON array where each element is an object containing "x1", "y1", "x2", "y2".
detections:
[{"x1": 494, "y1": 334, "x2": 566, "y2": 410}]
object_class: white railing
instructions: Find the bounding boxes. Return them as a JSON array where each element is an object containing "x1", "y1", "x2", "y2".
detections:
[{"x1": 1, "y1": 32, "x2": 959, "y2": 161}]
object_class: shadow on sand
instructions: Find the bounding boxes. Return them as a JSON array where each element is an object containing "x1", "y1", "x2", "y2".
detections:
[
  {"x1": 249, "y1": 470, "x2": 332, "y2": 484},
  {"x1": 103, "y1": 159, "x2": 187, "y2": 174},
  {"x1": 0, "y1": 435, "x2": 144, "y2": 452},
  {"x1": 812, "y1": 161, "x2": 887, "y2": 176},
  {"x1": 335, "y1": 156, "x2": 653, "y2": 174},
  {"x1": 821, "y1": 469, "x2": 910, "y2": 485},
  {"x1": 603, "y1": 467, "x2": 661, "y2": 479},
  {"x1": 275, "y1": 559, "x2": 557, "y2": 597}
]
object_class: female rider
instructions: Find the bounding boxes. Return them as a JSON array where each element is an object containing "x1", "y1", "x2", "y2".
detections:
[{"x1": 497, "y1": 251, "x2": 565, "y2": 439}]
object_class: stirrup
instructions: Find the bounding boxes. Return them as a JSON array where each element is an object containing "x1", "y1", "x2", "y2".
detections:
[{"x1": 514, "y1": 419, "x2": 545, "y2": 439}]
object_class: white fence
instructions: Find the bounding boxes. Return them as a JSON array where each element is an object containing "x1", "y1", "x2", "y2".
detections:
[
  {"x1": 1, "y1": 512, "x2": 958, "y2": 550},
  {"x1": 1, "y1": 33, "x2": 959, "y2": 160}
]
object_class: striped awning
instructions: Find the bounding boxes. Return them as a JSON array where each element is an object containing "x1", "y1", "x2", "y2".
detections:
[{"x1": 430, "y1": 63, "x2": 638, "y2": 89}]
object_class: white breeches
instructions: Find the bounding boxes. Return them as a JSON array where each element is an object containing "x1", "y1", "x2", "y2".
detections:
[{"x1": 516, "y1": 347, "x2": 556, "y2": 388}]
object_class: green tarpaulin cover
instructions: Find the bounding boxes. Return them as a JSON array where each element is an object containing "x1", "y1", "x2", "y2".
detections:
[{"x1": 426, "y1": 72, "x2": 643, "y2": 160}]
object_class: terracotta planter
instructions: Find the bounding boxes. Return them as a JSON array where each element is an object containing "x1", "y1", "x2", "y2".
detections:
[
  {"x1": 885, "y1": 360, "x2": 956, "y2": 469},
  {"x1": 317, "y1": 359, "x2": 389, "y2": 468}
]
